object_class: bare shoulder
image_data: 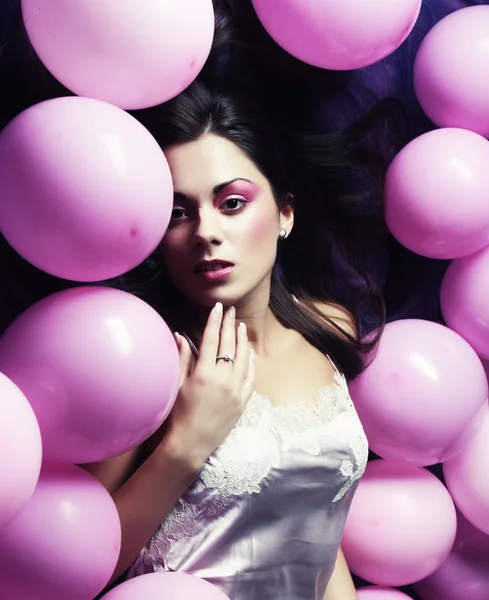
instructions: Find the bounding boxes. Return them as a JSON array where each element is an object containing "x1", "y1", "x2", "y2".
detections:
[{"x1": 310, "y1": 300, "x2": 357, "y2": 339}]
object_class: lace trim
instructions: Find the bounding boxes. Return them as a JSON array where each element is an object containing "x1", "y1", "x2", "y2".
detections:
[
  {"x1": 200, "y1": 423, "x2": 281, "y2": 514},
  {"x1": 193, "y1": 373, "x2": 366, "y2": 507},
  {"x1": 247, "y1": 372, "x2": 368, "y2": 500},
  {"x1": 331, "y1": 416, "x2": 368, "y2": 502},
  {"x1": 253, "y1": 371, "x2": 352, "y2": 429},
  {"x1": 139, "y1": 373, "x2": 368, "y2": 567},
  {"x1": 138, "y1": 498, "x2": 199, "y2": 571}
]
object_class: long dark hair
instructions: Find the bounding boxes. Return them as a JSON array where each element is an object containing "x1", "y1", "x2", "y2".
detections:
[
  {"x1": 114, "y1": 6, "x2": 408, "y2": 381},
  {"x1": 0, "y1": 0, "x2": 407, "y2": 380}
]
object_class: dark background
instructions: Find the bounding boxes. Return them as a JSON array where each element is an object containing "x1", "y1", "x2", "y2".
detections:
[{"x1": 1, "y1": 1, "x2": 487, "y2": 597}]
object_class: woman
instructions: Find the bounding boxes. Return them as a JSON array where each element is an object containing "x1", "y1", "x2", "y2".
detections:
[
  {"x1": 0, "y1": 2, "x2": 400, "y2": 598},
  {"x1": 80, "y1": 9, "x2": 400, "y2": 595}
]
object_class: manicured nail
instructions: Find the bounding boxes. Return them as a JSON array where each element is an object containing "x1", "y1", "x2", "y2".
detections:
[
  {"x1": 228, "y1": 306, "x2": 235, "y2": 318},
  {"x1": 239, "y1": 322, "x2": 247, "y2": 334},
  {"x1": 215, "y1": 302, "x2": 223, "y2": 314}
]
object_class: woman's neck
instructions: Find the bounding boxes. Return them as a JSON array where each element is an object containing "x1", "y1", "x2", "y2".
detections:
[
  {"x1": 236, "y1": 304, "x2": 285, "y2": 357},
  {"x1": 182, "y1": 295, "x2": 286, "y2": 357}
]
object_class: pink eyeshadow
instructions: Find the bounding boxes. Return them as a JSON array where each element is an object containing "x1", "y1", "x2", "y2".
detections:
[{"x1": 220, "y1": 181, "x2": 262, "y2": 201}]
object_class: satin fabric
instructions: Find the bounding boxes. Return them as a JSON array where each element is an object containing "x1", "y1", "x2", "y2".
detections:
[{"x1": 128, "y1": 368, "x2": 368, "y2": 599}]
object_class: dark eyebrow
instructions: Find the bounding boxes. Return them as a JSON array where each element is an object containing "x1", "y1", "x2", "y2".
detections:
[
  {"x1": 212, "y1": 178, "x2": 253, "y2": 195},
  {"x1": 173, "y1": 178, "x2": 253, "y2": 203}
]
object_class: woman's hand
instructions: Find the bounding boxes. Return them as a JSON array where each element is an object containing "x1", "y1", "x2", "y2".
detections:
[{"x1": 164, "y1": 302, "x2": 255, "y2": 471}]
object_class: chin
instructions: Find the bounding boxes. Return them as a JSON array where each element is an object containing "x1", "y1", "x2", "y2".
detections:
[
  {"x1": 185, "y1": 274, "x2": 270, "y2": 309},
  {"x1": 189, "y1": 287, "x2": 245, "y2": 309}
]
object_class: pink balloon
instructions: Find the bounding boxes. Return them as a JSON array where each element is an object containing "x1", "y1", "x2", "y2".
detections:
[
  {"x1": 385, "y1": 128, "x2": 489, "y2": 259},
  {"x1": 443, "y1": 405, "x2": 489, "y2": 536},
  {"x1": 21, "y1": 0, "x2": 214, "y2": 110},
  {"x1": 414, "y1": 6, "x2": 489, "y2": 138},
  {"x1": 342, "y1": 460, "x2": 457, "y2": 587},
  {"x1": 101, "y1": 571, "x2": 230, "y2": 600},
  {"x1": 357, "y1": 587, "x2": 413, "y2": 599},
  {"x1": 252, "y1": 0, "x2": 421, "y2": 71},
  {"x1": 414, "y1": 511, "x2": 489, "y2": 600},
  {"x1": 0, "y1": 287, "x2": 179, "y2": 464},
  {"x1": 350, "y1": 319, "x2": 487, "y2": 465},
  {"x1": 0, "y1": 97, "x2": 172, "y2": 282},
  {"x1": 0, "y1": 463, "x2": 121, "y2": 600},
  {"x1": 0, "y1": 373, "x2": 42, "y2": 529},
  {"x1": 441, "y1": 246, "x2": 489, "y2": 361}
]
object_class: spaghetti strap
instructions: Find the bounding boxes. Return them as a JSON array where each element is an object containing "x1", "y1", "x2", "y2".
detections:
[
  {"x1": 326, "y1": 354, "x2": 340, "y2": 373},
  {"x1": 289, "y1": 293, "x2": 340, "y2": 375}
]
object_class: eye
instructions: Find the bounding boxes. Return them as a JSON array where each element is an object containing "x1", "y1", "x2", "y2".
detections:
[
  {"x1": 221, "y1": 197, "x2": 247, "y2": 211},
  {"x1": 171, "y1": 207, "x2": 188, "y2": 220}
]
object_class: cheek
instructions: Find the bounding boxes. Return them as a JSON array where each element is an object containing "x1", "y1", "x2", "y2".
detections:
[{"x1": 240, "y1": 208, "x2": 278, "y2": 249}]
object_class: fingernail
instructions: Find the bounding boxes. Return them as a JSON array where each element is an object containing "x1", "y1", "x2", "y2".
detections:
[
  {"x1": 239, "y1": 322, "x2": 247, "y2": 333},
  {"x1": 215, "y1": 302, "x2": 223, "y2": 314},
  {"x1": 229, "y1": 306, "x2": 235, "y2": 317}
]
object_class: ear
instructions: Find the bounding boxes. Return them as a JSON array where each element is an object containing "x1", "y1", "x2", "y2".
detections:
[{"x1": 279, "y1": 196, "x2": 294, "y2": 235}]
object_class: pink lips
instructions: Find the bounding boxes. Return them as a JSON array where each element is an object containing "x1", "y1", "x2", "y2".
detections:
[
  {"x1": 198, "y1": 266, "x2": 235, "y2": 281},
  {"x1": 194, "y1": 260, "x2": 235, "y2": 282}
]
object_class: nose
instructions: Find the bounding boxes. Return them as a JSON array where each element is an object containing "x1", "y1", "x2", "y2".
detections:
[{"x1": 192, "y1": 207, "x2": 223, "y2": 247}]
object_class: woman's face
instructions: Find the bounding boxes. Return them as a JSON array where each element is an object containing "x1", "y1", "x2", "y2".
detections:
[{"x1": 161, "y1": 133, "x2": 293, "y2": 308}]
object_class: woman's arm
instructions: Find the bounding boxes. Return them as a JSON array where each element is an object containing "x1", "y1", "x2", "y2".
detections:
[
  {"x1": 94, "y1": 434, "x2": 202, "y2": 586},
  {"x1": 324, "y1": 547, "x2": 358, "y2": 600},
  {"x1": 80, "y1": 447, "x2": 141, "y2": 494}
]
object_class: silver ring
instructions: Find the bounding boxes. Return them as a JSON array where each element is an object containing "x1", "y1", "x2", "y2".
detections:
[{"x1": 216, "y1": 353, "x2": 234, "y2": 364}]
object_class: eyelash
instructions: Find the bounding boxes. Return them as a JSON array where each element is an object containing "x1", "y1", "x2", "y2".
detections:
[
  {"x1": 221, "y1": 197, "x2": 247, "y2": 211},
  {"x1": 170, "y1": 197, "x2": 248, "y2": 221}
]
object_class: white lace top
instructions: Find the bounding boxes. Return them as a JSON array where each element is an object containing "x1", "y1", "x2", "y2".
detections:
[{"x1": 128, "y1": 368, "x2": 368, "y2": 599}]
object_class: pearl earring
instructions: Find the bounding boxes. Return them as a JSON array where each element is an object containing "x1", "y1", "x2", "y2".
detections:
[{"x1": 279, "y1": 230, "x2": 288, "y2": 240}]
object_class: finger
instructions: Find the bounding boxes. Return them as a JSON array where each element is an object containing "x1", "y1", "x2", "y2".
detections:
[
  {"x1": 178, "y1": 334, "x2": 193, "y2": 386},
  {"x1": 241, "y1": 349, "x2": 255, "y2": 404},
  {"x1": 216, "y1": 306, "x2": 237, "y2": 367},
  {"x1": 233, "y1": 322, "x2": 250, "y2": 382},
  {"x1": 197, "y1": 302, "x2": 223, "y2": 369}
]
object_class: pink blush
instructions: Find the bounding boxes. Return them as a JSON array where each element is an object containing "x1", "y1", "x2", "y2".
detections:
[
  {"x1": 219, "y1": 179, "x2": 279, "y2": 247},
  {"x1": 251, "y1": 211, "x2": 277, "y2": 241},
  {"x1": 242, "y1": 200, "x2": 279, "y2": 247}
]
